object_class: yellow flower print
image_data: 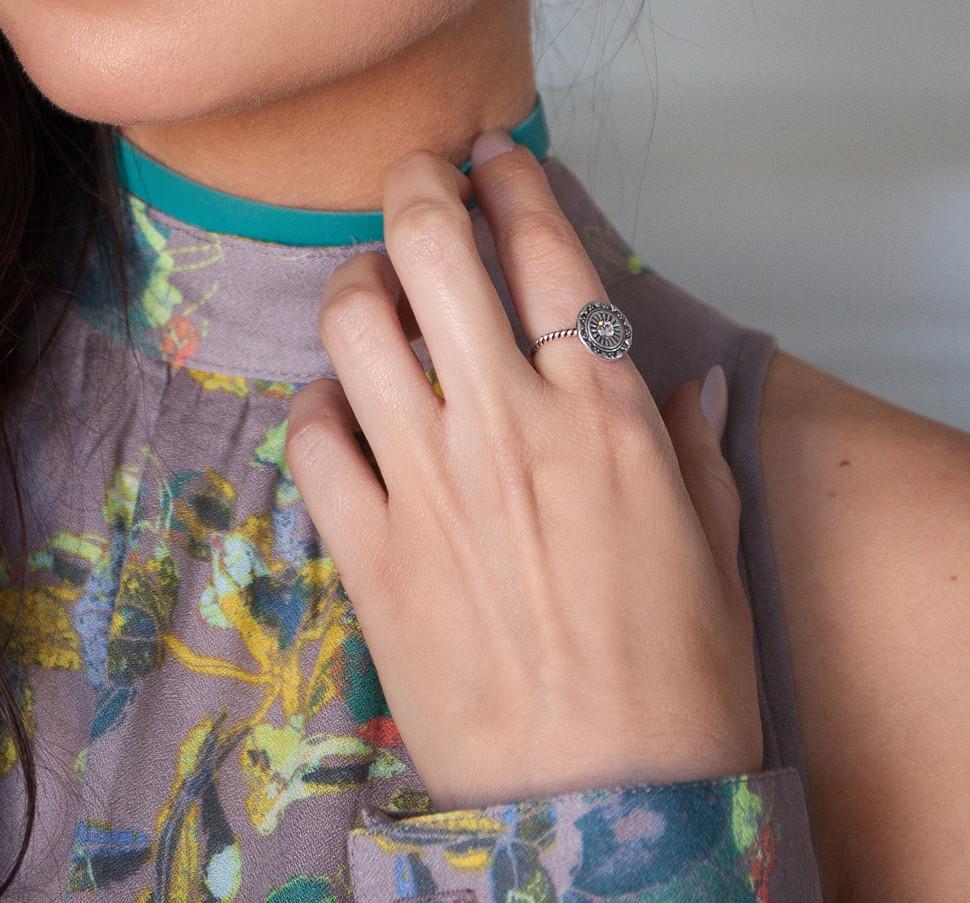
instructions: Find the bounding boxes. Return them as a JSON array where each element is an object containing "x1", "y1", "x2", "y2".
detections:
[
  {"x1": 0, "y1": 571, "x2": 83, "y2": 672},
  {"x1": 163, "y1": 511, "x2": 353, "y2": 718},
  {"x1": 187, "y1": 368, "x2": 250, "y2": 398},
  {"x1": 240, "y1": 714, "x2": 404, "y2": 835}
]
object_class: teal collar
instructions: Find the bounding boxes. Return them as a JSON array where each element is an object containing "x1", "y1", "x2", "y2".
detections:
[{"x1": 113, "y1": 93, "x2": 550, "y2": 247}]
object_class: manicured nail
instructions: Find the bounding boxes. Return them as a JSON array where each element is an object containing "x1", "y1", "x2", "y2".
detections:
[
  {"x1": 700, "y1": 364, "x2": 728, "y2": 442},
  {"x1": 471, "y1": 129, "x2": 516, "y2": 170}
]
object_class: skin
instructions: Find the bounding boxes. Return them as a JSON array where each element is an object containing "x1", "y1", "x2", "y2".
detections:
[
  {"x1": 759, "y1": 352, "x2": 970, "y2": 901},
  {"x1": 0, "y1": 0, "x2": 537, "y2": 210},
  {"x1": 1, "y1": 0, "x2": 966, "y2": 897},
  {"x1": 284, "y1": 140, "x2": 762, "y2": 810}
]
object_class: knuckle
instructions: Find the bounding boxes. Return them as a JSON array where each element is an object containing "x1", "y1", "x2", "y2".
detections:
[
  {"x1": 386, "y1": 147, "x2": 437, "y2": 180},
  {"x1": 392, "y1": 199, "x2": 470, "y2": 262},
  {"x1": 621, "y1": 414, "x2": 684, "y2": 479},
  {"x1": 507, "y1": 208, "x2": 580, "y2": 265},
  {"x1": 489, "y1": 433, "x2": 539, "y2": 504},
  {"x1": 586, "y1": 357, "x2": 650, "y2": 404},
  {"x1": 318, "y1": 285, "x2": 389, "y2": 346},
  {"x1": 575, "y1": 387, "x2": 659, "y2": 449},
  {"x1": 284, "y1": 408, "x2": 341, "y2": 474},
  {"x1": 609, "y1": 407, "x2": 665, "y2": 461}
]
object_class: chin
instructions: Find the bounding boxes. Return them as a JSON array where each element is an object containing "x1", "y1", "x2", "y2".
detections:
[
  {"x1": 22, "y1": 64, "x2": 305, "y2": 129},
  {"x1": 0, "y1": 0, "x2": 481, "y2": 126},
  {"x1": 1, "y1": 14, "x2": 287, "y2": 125}
]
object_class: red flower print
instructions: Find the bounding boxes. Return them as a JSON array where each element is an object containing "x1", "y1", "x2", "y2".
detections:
[
  {"x1": 161, "y1": 314, "x2": 200, "y2": 367},
  {"x1": 750, "y1": 820, "x2": 777, "y2": 901}
]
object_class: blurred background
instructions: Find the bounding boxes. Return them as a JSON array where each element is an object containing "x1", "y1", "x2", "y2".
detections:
[{"x1": 534, "y1": 0, "x2": 969, "y2": 431}]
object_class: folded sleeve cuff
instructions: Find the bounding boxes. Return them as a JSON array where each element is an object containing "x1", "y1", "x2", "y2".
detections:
[{"x1": 346, "y1": 766, "x2": 822, "y2": 902}]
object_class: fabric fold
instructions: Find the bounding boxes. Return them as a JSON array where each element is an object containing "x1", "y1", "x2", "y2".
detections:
[{"x1": 346, "y1": 766, "x2": 822, "y2": 901}]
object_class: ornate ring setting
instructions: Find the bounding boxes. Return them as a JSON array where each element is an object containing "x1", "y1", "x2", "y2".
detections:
[{"x1": 527, "y1": 300, "x2": 633, "y2": 361}]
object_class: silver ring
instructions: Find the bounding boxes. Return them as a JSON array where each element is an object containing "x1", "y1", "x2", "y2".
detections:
[{"x1": 527, "y1": 299, "x2": 633, "y2": 361}]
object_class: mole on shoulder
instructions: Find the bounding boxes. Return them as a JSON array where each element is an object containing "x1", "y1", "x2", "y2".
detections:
[
  {"x1": 950, "y1": 574, "x2": 959, "y2": 582},
  {"x1": 827, "y1": 490, "x2": 838, "y2": 498},
  {"x1": 839, "y1": 459, "x2": 851, "y2": 466}
]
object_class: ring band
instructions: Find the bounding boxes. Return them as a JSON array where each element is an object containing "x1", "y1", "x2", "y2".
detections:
[{"x1": 527, "y1": 299, "x2": 633, "y2": 361}]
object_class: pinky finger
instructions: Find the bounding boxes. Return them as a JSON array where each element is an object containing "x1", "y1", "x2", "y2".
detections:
[{"x1": 285, "y1": 376, "x2": 389, "y2": 569}]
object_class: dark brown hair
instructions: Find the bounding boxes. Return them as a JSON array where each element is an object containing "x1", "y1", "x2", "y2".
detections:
[{"x1": 0, "y1": 30, "x2": 134, "y2": 895}]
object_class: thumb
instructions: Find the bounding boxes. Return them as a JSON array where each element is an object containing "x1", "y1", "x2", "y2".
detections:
[{"x1": 659, "y1": 364, "x2": 743, "y2": 586}]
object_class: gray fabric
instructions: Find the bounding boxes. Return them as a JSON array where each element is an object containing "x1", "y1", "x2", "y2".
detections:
[{"x1": 0, "y1": 153, "x2": 822, "y2": 900}]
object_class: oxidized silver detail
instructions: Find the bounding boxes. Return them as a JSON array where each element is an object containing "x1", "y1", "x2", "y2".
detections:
[{"x1": 528, "y1": 299, "x2": 633, "y2": 361}]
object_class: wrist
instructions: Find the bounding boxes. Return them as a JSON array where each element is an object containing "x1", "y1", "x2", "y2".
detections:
[{"x1": 425, "y1": 725, "x2": 763, "y2": 812}]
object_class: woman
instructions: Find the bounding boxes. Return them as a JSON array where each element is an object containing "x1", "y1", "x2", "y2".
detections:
[{"x1": 0, "y1": 1, "x2": 964, "y2": 901}]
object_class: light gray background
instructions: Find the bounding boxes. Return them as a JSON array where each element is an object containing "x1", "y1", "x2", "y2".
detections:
[{"x1": 534, "y1": 0, "x2": 969, "y2": 431}]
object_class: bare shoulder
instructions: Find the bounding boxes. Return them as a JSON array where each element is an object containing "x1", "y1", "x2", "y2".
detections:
[{"x1": 758, "y1": 348, "x2": 970, "y2": 902}]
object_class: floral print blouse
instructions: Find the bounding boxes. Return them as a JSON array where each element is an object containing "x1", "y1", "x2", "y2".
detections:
[{"x1": 0, "y1": 118, "x2": 823, "y2": 901}]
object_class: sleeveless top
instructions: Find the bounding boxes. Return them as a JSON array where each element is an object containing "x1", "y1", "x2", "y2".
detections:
[{"x1": 0, "y1": 93, "x2": 824, "y2": 901}]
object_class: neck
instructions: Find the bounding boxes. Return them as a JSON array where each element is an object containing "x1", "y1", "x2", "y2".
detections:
[{"x1": 118, "y1": 0, "x2": 537, "y2": 212}]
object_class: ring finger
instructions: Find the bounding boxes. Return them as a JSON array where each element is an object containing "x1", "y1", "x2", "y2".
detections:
[{"x1": 468, "y1": 133, "x2": 643, "y2": 396}]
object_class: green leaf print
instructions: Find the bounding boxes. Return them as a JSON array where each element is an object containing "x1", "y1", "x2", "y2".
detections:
[{"x1": 264, "y1": 874, "x2": 338, "y2": 903}]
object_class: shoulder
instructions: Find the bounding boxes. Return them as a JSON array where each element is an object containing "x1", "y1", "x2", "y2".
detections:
[
  {"x1": 759, "y1": 348, "x2": 970, "y2": 543},
  {"x1": 758, "y1": 347, "x2": 970, "y2": 901}
]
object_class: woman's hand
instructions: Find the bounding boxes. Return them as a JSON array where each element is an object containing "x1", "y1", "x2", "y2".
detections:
[{"x1": 284, "y1": 131, "x2": 762, "y2": 813}]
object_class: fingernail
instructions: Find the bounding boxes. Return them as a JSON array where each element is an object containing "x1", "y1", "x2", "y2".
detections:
[
  {"x1": 471, "y1": 129, "x2": 516, "y2": 170},
  {"x1": 700, "y1": 364, "x2": 728, "y2": 442}
]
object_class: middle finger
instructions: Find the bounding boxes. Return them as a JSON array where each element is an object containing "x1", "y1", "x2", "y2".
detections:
[
  {"x1": 381, "y1": 149, "x2": 540, "y2": 409},
  {"x1": 467, "y1": 132, "x2": 644, "y2": 397}
]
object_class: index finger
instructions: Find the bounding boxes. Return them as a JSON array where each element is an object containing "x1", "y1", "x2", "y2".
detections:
[{"x1": 381, "y1": 149, "x2": 540, "y2": 409}]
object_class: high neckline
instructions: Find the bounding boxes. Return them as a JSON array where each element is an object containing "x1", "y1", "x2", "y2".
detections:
[
  {"x1": 112, "y1": 94, "x2": 551, "y2": 247},
  {"x1": 66, "y1": 93, "x2": 650, "y2": 387}
]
